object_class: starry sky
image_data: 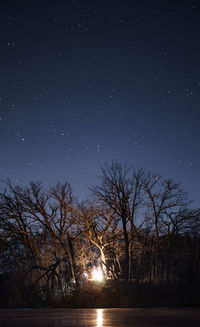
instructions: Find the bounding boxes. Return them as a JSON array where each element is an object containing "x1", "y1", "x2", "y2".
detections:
[{"x1": 0, "y1": 0, "x2": 200, "y2": 205}]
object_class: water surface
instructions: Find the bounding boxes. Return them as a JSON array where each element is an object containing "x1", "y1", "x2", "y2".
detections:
[{"x1": 0, "y1": 308, "x2": 200, "y2": 327}]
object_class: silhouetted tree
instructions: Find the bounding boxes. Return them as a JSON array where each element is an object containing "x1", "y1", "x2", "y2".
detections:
[{"x1": 0, "y1": 180, "x2": 81, "y2": 301}]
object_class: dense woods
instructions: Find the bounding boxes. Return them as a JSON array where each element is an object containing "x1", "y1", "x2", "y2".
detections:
[{"x1": 0, "y1": 161, "x2": 200, "y2": 307}]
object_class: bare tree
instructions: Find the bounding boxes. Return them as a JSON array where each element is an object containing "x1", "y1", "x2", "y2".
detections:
[
  {"x1": 0, "y1": 180, "x2": 81, "y2": 300},
  {"x1": 91, "y1": 161, "x2": 145, "y2": 282},
  {"x1": 142, "y1": 173, "x2": 192, "y2": 281},
  {"x1": 78, "y1": 203, "x2": 118, "y2": 278}
]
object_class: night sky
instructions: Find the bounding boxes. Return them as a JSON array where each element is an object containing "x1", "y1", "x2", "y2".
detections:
[{"x1": 0, "y1": 0, "x2": 200, "y2": 205}]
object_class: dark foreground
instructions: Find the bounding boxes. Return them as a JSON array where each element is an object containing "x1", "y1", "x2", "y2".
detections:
[{"x1": 0, "y1": 308, "x2": 200, "y2": 327}]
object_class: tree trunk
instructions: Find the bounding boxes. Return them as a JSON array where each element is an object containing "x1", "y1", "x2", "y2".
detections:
[
  {"x1": 68, "y1": 236, "x2": 79, "y2": 287},
  {"x1": 100, "y1": 248, "x2": 107, "y2": 277},
  {"x1": 122, "y1": 215, "x2": 129, "y2": 282}
]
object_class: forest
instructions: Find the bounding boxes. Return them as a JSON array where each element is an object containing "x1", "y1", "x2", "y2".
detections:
[{"x1": 0, "y1": 161, "x2": 199, "y2": 307}]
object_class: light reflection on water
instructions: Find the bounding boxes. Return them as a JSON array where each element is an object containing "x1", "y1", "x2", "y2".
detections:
[
  {"x1": 96, "y1": 309, "x2": 103, "y2": 327},
  {"x1": 0, "y1": 308, "x2": 200, "y2": 327}
]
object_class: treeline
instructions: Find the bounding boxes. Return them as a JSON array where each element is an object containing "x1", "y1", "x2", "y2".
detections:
[{"x1": 0, "y1": 161, "x2": 200, "y2": 307}]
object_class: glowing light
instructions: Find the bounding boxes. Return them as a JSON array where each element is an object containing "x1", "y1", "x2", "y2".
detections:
[
  {"x1": 96, "y1": 309, "x2": 103, "y2": 327},
  {"x1": 91, "y1": 267, "x2": 104, "y2": 282},
  {"x1": 84, "y1": 272, "x2": 88, "y2": 278}
]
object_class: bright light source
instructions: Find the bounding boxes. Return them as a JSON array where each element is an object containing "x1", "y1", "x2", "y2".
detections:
[{"x1": 91, "y1": 267, "x2": 104, "y2": 282}]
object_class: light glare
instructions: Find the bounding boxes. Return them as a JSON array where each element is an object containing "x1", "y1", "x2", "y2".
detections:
[{"x1": 91, "y1": 267, "x2": 104, "y2": 282}]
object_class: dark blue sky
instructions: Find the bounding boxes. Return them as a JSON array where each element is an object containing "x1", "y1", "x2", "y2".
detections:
[{"x1": 0, "y1": 0, "x2": 200, "y2": 205}]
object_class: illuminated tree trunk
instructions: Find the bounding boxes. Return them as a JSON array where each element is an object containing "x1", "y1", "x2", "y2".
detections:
[
  {"x1": 68, "y1": 235, "x2": 79, "y2": 287},
  {"x1": 122, "y1": 214, "x2": 129, "y2": 283},
  {"x1": 100, "y1": 247, "x2": 107, "y2": 276}
]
